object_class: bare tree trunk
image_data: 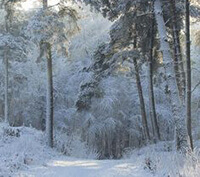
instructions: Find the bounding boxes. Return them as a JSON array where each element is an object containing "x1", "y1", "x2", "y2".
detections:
[
  {"x1": 154, "y1": 0, "x2": 189, "y2": 152},
  {"x1": 133, "y1": 58, "x2": 150, "y2": 141},
  {"x1": 46, "y1": 43, "x2": 54, "y2": 148},
  {"x1": 148, "y1": 5, "x2": 160, "y2": 141},
  {"x1": 42, "y1": 0, "x2": 54, "y2": 147},
  {"x1": 4, "y1": 2, "x2": 11, "y2": 124},
  {"x1": 185, "y1": 0, "x2": 193, "y2": 150},
  {"x1": 4, "y1": 47, "x2": 8, "y2": 123},
  {"x1": 133, "y1": 23, "x2": 150, "y2": 142},
  {"x1": 170, "y1": 0, "x2": 186, "y2": 101},
  {"x1": 103, "y1": 133, "x2": 106, "y2": 159}
]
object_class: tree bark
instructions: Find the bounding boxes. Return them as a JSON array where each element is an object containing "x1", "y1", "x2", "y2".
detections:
[
  {"x1": 133, "y1": 58, "x2": 150, "y2": 141},
  {"x1": 154, "y1": 0, "x2": 189, "y2": 152},
  {"x1": 46, "y1": 42, "x2": 54, "y2": 148},
  {"x1": 4, "y1": 46, "x2": 8, "y2": 123},
  {"x1": 170, "y1": 0, "x2": 186, "y2": 101},
  {"x1": 4, "y1": 2, "x2": 11, "y2": 124},
  {"x1": 148, "y1": 5, "x2": 160, "y2": 141},
  {"x1": 42, "y1": 0, "x2": 54, "y2": 147},
  {"x1": 133, "y1": 21, "x2": 150, "y2": 142},
  {"x1": 185, "y1": 0, "x2": 193, "y2": 150}
]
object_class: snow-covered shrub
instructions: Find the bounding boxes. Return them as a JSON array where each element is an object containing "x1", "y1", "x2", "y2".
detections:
[
  {"x1": 0, "y1": 124, "x2": 54, "y2": 176},
  {"x1": 54, "y1": 130, "x2": 98, "y2": 159},
  {"x1": 127, "y1": 142, "x2": 200, "y2": 177}
]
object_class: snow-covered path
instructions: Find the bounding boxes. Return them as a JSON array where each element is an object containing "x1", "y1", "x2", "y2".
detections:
[{"x1": 17, "y1": 157, "x2": 152, "y2": 177}]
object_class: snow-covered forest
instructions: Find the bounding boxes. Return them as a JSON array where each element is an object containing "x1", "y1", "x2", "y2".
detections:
[{"x1": 0, "y1": 0, "x2": 200, "y2": 176}]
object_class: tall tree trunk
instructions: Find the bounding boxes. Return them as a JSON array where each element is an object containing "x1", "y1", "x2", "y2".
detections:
[
  {"x1": 154, "y1": 0, "x2": 189, "y2": 151},
  {"x1": 43, "y1": 0, "x2": 54, "y2": 147},
  {"x1": 4, "y1": 46, "x2": 8, "y2": 123},
  {"x1": 133, "y1": 26, "x2": 150, "y2": 141},
  {"x1": 4, "y1": 2, "x2": 11, "y2": 124},
  {"x1": 148, "y1": 5, "x2": 160, "y2": 141},
  {"x1": 133, "y1": 58, "x2": 150, "y2": 141},
  {"x1": 46, "y1": 43, "x2": 54, "y2": 148},
  {"x1": 170, "y1": 0, "x2": 186, "y2": 101},
  {"x1": 185, "y1": 0, "x2": 193, "y2": 150}
]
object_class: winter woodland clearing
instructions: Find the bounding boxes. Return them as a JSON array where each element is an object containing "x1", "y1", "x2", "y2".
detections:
[{"x1": 0, "y1": 0, "x2": 200, "y2": 176}]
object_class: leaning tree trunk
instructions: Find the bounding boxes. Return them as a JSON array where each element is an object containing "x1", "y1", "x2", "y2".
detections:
[
  {"x1": 170, "y1": 0, "x2": 186, "y2": 101},
  {"x1": 43, "y1": 0, "x2": 54, "y2": 148},
  {"x1": 154, "y1": 0, "x2": 189, "y2": 151},
  {"x1": 148, "y1": 5, "x2": 160, "y2": 141},
  {"x1": 185, "y1": 0, "x2": 193, "y2": 150}
]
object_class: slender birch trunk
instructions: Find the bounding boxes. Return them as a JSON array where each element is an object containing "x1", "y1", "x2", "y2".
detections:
[
  {"x1": 148, "y1": 5, "x2": 160, "y2": 141},
  {"x1": 185, "y1": 0, "x2": 193, "y2": 150},
  {"x1": 154, "y1": 0, "x2": 189, "y2": 151}
]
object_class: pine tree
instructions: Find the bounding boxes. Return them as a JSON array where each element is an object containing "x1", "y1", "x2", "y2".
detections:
[
  {"x1": 148, "y1": 2, "x2": 160, "y2": 141},
  {"x1": 154, "y1": 0, "x2": 189, "y2": 151},
  {"x1": 24, "y1": 0, "x2": 79, "y2": 147}
]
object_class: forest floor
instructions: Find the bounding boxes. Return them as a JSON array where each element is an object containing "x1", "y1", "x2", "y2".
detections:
[
  {"x1": 17, "y1": 157, "x2": 152, "y2": 177},
  {"x1": 0, "y1": 124, "x2": 199, "y2": 177},
  {"x1": 0, "y1": 124, "x2": 153, "y2": 177}
]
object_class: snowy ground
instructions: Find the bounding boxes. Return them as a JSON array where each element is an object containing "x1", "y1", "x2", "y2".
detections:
[
  {"x1": 0, "y1": 124, "x2": 153, "y2": 177},
  {"x1": 17, "y1": 157, "x2": 152, "y2": 177},
  {"x1": 0, "y1": 124, "x2": 200, "y2": 177}
]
